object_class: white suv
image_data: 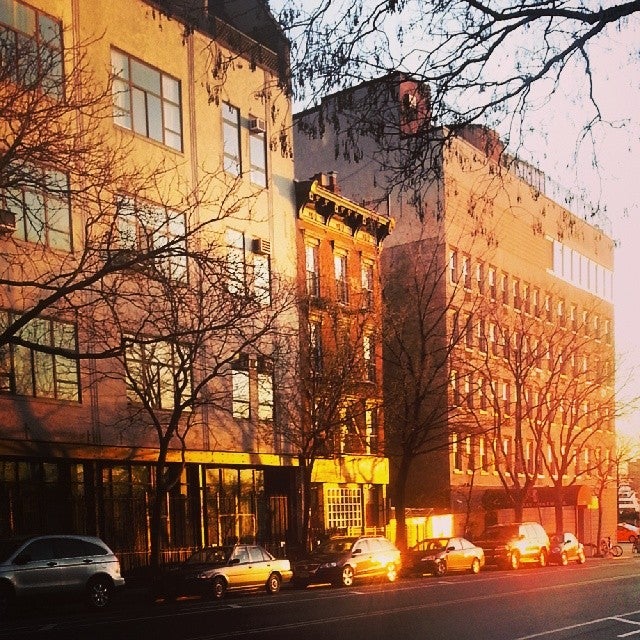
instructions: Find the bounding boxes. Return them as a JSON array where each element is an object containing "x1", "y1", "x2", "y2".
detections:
[{"x1": 0, "y1": 534, "x2": 126, "y2": 617}]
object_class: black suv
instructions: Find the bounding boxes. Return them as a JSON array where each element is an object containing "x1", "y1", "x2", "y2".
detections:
[
  {"x1": 474, "y1": 522, "x2": 550, "y2": 569},
  {"x1": 292, "y1": 535, "x2": 401, "y2": 587}
]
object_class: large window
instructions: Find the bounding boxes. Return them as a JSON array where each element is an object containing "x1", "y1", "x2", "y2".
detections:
[
  {"x1": 117, "y1": 198, "x2": 187, "y2": 281},
  {"x1": 305, "y1": 242, "x2": 320, "y2": 298},
  {"x1": 257, "y1": 359, "x2": 273, "y2": 421},
  {"x1": 111, "y1": 49, "x2": 182, "y2": 151},
  {"x1": 0, "y1": 312, "x2": 79, "y2": 400},
  {"x1": 3, "y1": 166, "x2": 71, "y2": 251},
  {"x1": 249, "y1": 119, "x2": 267, "y2": 186},
  {"x1": 334, "y1": 251, "x2": 348, "y2": 304},
  {"x1": 125, "y1": 339, "x2": 191, "y2": 410},
  {"x1": 0, "y1": 0, "x2": 63, "y2": 97},
  {"x1": 223, "y1": 103, "x2": 241, "y2": 175},
  {"x1": 325, "y1": 487, "x2": 362, "y2": 531},
  {"x1": 231, "y1": 356, "x2": 250, "y2": 419}
]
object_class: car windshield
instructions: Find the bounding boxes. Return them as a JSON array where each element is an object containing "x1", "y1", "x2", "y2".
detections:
[
  {"x1": 184, "y1": 547, "x2": 231, "y2": 565},
  {"x1": 481, "y1": 525, "x2": 520, "y2": 540},
  {"x1": 0, "y1": 538, "x2": 28, "y2": 563},
  {"x1": 416, "y1": 539, "x2": 449, "y2": 551},
  {"x1": 316, "y1": 539, "x2": 356, "y2": 554}
]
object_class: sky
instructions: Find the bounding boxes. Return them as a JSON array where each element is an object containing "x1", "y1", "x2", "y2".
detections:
[{"x1": 273, "y1": 1, "x2": 640, "y2": 438}]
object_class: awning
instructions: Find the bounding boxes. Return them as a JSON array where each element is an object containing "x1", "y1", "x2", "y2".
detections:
[{"x1": 481, "y1": 485, "x2": 593, "y2": 510}]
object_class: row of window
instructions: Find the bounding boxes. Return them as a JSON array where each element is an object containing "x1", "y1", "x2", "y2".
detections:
[
  {"x1": 452, "y1": 433, "x2": 612, "y2": 479},
  {"x1": 449, "y1": 370, "x2": 614, "y2": 430},
  {"x1": 305, "y1": 241, "x2": 375, "y2": 308},
  {"x1": 449, "y1": 249, "x2": 612, "y2": 340}
]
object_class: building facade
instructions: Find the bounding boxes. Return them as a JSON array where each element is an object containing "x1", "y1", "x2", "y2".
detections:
[
  {"x1": 0, "y1": 0, "x2": 301, "y2": 570},
  {"x1": 294, "y1": 76, "x2": 617, "y2": 544},
  {"x1": 293, "y1": 173, "x2": 393, "y2": 543}
]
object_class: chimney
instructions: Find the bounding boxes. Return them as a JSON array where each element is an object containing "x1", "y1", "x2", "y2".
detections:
[{"x1": 327, "y1": 171, "x2": 339, "y2": 194}]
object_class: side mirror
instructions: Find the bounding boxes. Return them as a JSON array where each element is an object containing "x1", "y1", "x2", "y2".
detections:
[
  {"x1": 352, "y1": 548, "x2": 362, "y2": 555},
  {"x1": 229, "y1": 558, "x2": 240, "y2": 565},
  {"x1": 446, "y1": 546, "x2": 455, "y2": 552}
]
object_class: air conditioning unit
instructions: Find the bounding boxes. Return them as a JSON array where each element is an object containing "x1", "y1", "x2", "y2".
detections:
[
  {"x1": 249, "y1": 117, "x2": 266, "y2": 134},
  {"x1": 253, "y1": 237, "x2": 271, "y2": 255},
  {"x1": 0, "y1": 208, "x2": 16, "y2": 234}
]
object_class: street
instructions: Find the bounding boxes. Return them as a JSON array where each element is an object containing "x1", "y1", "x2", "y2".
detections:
[{"x1": 2, "y1": 552, "x2": 640, "y2": 640}]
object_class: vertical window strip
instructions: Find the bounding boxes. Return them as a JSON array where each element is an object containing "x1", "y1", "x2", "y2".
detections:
[{"x1": 222, "y1": 103, "x2": 241, "y2": 175}]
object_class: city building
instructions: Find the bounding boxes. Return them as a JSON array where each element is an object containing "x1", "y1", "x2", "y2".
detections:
[
  {"x1": 293, "y1": 74, "x2": 617, "y2": 544},
  {"x1": 292, "y1": 173, "x2": 394, "y2": 543},
  {"x1": 0, "y1": 0, "x2": 301, "y2": 569}
]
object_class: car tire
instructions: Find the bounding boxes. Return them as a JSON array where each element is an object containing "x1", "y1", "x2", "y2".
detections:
[
  {"x1": 86, "y1": 576, "x2": 113, "y2": 610},
  {"x1": 211, "y1": 576, "x2": 227, "y2": 600},
  {"x1": 560, "y1": 552, "x2": 569, "y2": 566},
  {"x1": 265, "y1": 573, "x2": 281, "y2": 594},
  {"x1": 337, "y1": 565, "x2": 354, "y2": 587},
  {"x1": 539, "y1": 549, "x2": 548, "y2": 567},
  {"x1": 386, "y1": 563, "x2": 398, "y2": 583},
  {"x1": 434, "y1": 561, "x2": 447, "y2": 577},
  {"x1": 470, "y1": 558, "x2": 481, "y2": 574},
  {"x1": 509, "y1": 552, "x2": 520, "y2": 570}
]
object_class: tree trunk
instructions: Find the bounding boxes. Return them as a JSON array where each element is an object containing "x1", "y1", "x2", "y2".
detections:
[
  {"x1": 393, "y1": 457, "x2": 411, "y2": 551},
  {"x1": 554, "y1": 485, "x2": 565, "y2": 533},
  {"x1": 299, "y1": 458, "x2": 315, "y2": 552}
]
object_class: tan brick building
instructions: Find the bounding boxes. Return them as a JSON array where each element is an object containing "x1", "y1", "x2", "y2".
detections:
[{"x1": 294, "y1": 76, "x2": 617, "y2": 545}]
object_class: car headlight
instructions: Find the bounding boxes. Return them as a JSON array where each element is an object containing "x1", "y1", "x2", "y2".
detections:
[{"x1": 319, "y1": 561, "x2": 337, "y2": 569}]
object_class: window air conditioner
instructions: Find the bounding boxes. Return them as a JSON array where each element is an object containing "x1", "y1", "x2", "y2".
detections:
[
  {"x1": 253, "y1": 237, "x2": 271, "y2": 255},
  {"x1": 249, "y1": 117, "x2": 266, "y2": 133}
]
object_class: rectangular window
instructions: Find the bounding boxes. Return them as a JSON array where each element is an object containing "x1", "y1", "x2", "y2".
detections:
[
  {"x1": 449, "y1": 249, "x2": 458, "y2": 283},
  {"x1": 0, "y1": 311, "x2": 79, "y2": 401},
  {"x1": 125, "y1": 338, "x2": 190, "y2": 409},
  {"x1": 488, "y1": 267, "x2": 496, "y2": 300},
  {"x1": 305, "y1": 242, "x2": 320, "y2": 298},
  {"x1": 476, "y1": 262, "x2": 484, "y2": 293},
  {"x1": 253, "y1": 252, "x2": 271, "y2": 306},
  {"x1": 111, "y1": 49, "x2": 182, "y2": 151},
  {"x1": 249, "y1": 119, "x2": 267, "y2": 186},
  {"x1": 453, "y1": 433, "x2": 464, "y2": 472},
  {"x1": 226, "y1": 229, "x2": 246, "y2": 294},
  {"x1": 365, "y1": 406, "x2": 378, "y2": 454},
  {"x1": 3, "y1": 166, "x2": 72, "y2": 251},
  {"x1": 361, "y1": 261, "x2": 374, "y2": 309},
  {"x1": 117, "y1": 198, "x2": 187, "y2": 280},
  {"x1": 334, "y1": 252, "x2": 348, "y2": 304},
  {"x1": 462, "y1": 255, "x2": 471, "y2": 289},
  {"x1": 257, "y1": 369, "x2": 273, "y2": 421},
  {"x1": 512, "y1": 278, "x2": 520, "y2": 310},
  {"x1": 231, "y1": 357, "x2": 250, "y2": 419},
  {"x1": 501, "y1": 273, "x2": 509, "y2": 304},
  {"x1": 222, "y1": 102, "x2": 241, "y2": 175},
  {"x1": 0, "y1": 0, "x2": 63, "y2": 97},
  {"x1": 326, "y1": 487, "x2": 362, "y2": 530},
  {"x1": 363, "y1": 333, "x2": 375, "y2": 382}
]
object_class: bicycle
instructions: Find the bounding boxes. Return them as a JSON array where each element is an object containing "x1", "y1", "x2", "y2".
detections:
[{"x1": 599, "y1": 536, "x2": 623, "y2": 558}]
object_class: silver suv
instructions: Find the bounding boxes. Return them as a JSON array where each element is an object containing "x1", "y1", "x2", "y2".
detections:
[
  {"x1": 474, "y1": 522, "x2": 550, "y2": 569},
  {"x1": 0, "y1": 534, "x2": 126, "y2": 617}
]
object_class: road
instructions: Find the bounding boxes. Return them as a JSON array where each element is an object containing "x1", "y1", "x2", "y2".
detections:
[{"x1": 2, "y1": 553, "x2": 640, "y2": 640}]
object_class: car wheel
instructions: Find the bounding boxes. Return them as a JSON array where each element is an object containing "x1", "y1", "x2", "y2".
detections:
[
  {"x1": 434, "y1": 561, "x2": 447, "y2": 577},
  {"x1": 86, "y1": 576, "x2": 113, "y2": 610},
  {"x1": 338, "y1": 565, "x2": 354, "y2": 587},
  {"x1": 470, "y1": 558, "x2": 481, "y2": 574},
  {"x1": 212, "y1": 576, "x2": 227, "y2": 600},
  {"x1": 266, "y1": 573, "x2": 281, "y2": 594},
  {"x1": 539, "y1": 549, "x2": 548, "y2": 567},
  {"x1": 560, "y1": 552, "x2": 569, "y2": 566},
  {"x1": 386, "y1": 563, "x2": 398, "y2": 583},
  {"x1": 509, "y1": 552, "x2": 520, "y2": 570}
]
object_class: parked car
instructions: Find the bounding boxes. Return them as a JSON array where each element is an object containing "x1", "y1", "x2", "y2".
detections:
[
  {"x1": 473, "y1": 522, "x2": 550, "y2": 569},
  {"x1": 292, "y1": 535, "x2": 401, "y2": 588},
  {"x1": 548, "y1": 532, "x2": 586, "y2": 565},
  {"x1": 617, "y1": 522, "x2": 640, "y2": 543},
  {"x1": 157, "y1": 544, "x2": 292, "y2": 600},
  {"x1": 0, "y1": 534, "x2": 125, "y2": 618},
  {"x1": 402, "y1": 536, "x2": 485, "y2": 577}
]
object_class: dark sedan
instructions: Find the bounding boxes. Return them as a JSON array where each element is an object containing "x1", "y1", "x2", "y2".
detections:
[{"x1": 402, "y1": 536, "x2": 485, "y2": 577}]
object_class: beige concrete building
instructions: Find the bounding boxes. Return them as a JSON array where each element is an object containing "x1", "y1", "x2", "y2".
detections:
[{"x1": 294, "y1": 75, "x2": 617, "y2": 545}]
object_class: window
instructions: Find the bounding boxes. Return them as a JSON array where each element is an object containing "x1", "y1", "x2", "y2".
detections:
[
  {"x1": 500, "y1": 273, "x2": 509, "y2": 304},
  {"x1": 257, "y1": 361, "x2": 273, "y2": 421},
  {"x1": 125, "y1": 338, "x2": 190, "y2": 410},
  {"x1": 462, "y1": 255, "x2": 471, "y2": 289},
  {"x1": 334, "y1": 251, "x2": 348, "y2": 304},
  {"x1": 111, "y1": 49, "x2": 182, "y2": 151},
  {"x1": 226, "y1": 229, "x2": 246, "y2": 294},
  {"x1": 249, "y1": 119, "x2": 267, "y2": 186},
  {"x1": 532, "y1": 288, "x2": 540, "y2": 317},
  {"x1": 222, "y1": 103, "x2": 241, "y2": 175},
  {"x1": 450, "y1": 370, "x2": 461, "y2": 406},
  {"x1": 117, "y1": 198, "x2": 187, "y2": 280},
  {"x1": 453, "y1": 433, "x2": 464, "y2": 472},
  {"x1": 305, "y1": 242, "x2": 320, "y2": 297},
  {"x1": 449, "y1": 249, "x2": 458, "y2": 283},
  {"x1": 309, "y1": 320, "x2": 322, "y2": 373},
  {"x1": 364, "y1": 406, "x2": 379, "y2": 454},
  {"x1": 361, "y1": 261, "x2": 374, "y2": 309},
  {"x1": 0, "y1": 0, "x2": 63, "y2": 97},
  {"x1": 476, "y1": 262, "x2": 484, "y2": 294},
  {"x1": 3, "y1": 166, "x2": 72, "y2": 251},
  {"x1": 231, "y1": 358, "x2": 250, "y2": 419},
  {"x1": 488, "y1": 266, "x2": 496, "y2": 300},
  {"x1": 502, "y1": 381, "x2": 511, "y2": 414},
  {"x1": 326, "y1": 487, "x2": 362, "y2": 530},
  {"x1": 512, "y1": 278, "x2": 520, "y2": 310},
  {"x1": 0, "y1": 312, "x2": 79, "y2": 400},
  {"x1": 253, "y1": 252, "x2": 271, "y2": 306},
  {"x1": 464, "y1": 312, "x2": 474, "y2": 348},
  {"x1": 363, "y1": 333, "x2": 375, "y2": 382},
  {"x1": 479, "y1": 436, "x2": 488, "y2": 471}
]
